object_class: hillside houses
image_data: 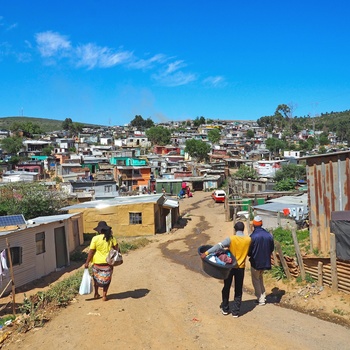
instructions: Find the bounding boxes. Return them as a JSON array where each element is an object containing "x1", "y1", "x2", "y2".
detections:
[{"x1": 0, "y1": 118, "x2": 345, "y2": 195}]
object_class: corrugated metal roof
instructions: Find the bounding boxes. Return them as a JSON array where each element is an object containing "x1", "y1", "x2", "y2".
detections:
[
  {"x1": 253, "y1": 202, "x2": 305, "y2": 214},
  {"x1": 267, "y1": 193, "x2": 308, "y2": 206},
  {"x1": 0, "y1": 213, "x2": 80, "y2": 235},
  {"x1": 253, "y1": 193, "x2": 308, "y2": 214},
  {"x1": 61, "y1": 194, "x2": 164, "y2": 210},
  {"x1": 30, "y1": 213, "x2": 80, "y2": 224}
]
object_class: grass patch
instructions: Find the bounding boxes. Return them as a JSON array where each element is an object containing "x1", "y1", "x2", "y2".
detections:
[
  {"x1": 333, "y1": 308, "x2": 345, "y2": 316},
  {"x1": 296, "y1": 273, "x2": 315, "y2": 284},
  {"x1": 17, "y1": 269, "x2": 84, "y2": 332},
  {"x1": 119, "y1": 238, "x2": 150, "y2": 253},
  {"x1": 272, "y1": 227, "x2": 310, "y2": 257},
  {"x1": 0, "y1": 315, "x2": 16, "y2": 327},
  {"x1": 70, "y1": 250, "x2": 88, "y2": 262},
  {"x1": 269, "y1": 265, "x2": 286, "y2": 281}
]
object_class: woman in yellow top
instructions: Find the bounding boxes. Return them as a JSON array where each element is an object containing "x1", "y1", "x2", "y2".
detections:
[{"x1": 85, "y1": 221, "x2": 118, "y2": 301}]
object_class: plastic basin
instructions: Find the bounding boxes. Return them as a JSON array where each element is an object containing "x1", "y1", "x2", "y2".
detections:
[{"x1": 198, "y1": 245, "x2": 236, "y2": 280}]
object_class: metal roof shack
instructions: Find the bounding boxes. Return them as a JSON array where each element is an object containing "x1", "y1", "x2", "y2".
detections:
[{"x1": 300, "y1": 150, "x2": 350, "y2": 254}]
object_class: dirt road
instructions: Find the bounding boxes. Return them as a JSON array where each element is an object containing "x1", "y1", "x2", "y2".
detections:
[{"x1": 6, "y1": 191, "x2": 350, "y2": 349}]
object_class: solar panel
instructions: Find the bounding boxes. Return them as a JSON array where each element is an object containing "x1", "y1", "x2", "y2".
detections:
[{"x1": 0, "y1": 214, "x2": 26, "y2": 227}]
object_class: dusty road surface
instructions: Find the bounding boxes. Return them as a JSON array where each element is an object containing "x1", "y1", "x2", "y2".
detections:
[{"x1": 5, "y1": 191, "x2": 350, "y2": 350}]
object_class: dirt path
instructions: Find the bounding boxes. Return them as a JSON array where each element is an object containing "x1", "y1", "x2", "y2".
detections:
[{"x1": 4, "y1": 192, "x2": 350, "y2": 349}]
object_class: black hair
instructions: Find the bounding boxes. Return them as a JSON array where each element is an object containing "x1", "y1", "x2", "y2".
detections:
[
  {"x1": 234, "y1": 221, "x2": 244, "y2": 232},
  {"x1": 101, "y1": 228, "x2": 113, "y2": 242}
]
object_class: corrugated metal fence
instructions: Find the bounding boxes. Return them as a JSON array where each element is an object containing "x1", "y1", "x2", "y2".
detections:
[
  {"x1": 303, "y1": 257, "x2": 350, "y2": 294},
  {"x1": 305, "y1": 151, "x2": 350, "y2": 253}
]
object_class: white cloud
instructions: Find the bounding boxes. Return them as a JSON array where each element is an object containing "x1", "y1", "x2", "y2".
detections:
[
  {"x1": 0, "y1": 16, "x2": 17, "y2": 31},
  {"x1": 165, "y1": 60, "x2": 186, "y2": 74},
  {"x1": 6, "y1": 23, "x2": 17, "y2": 31},
  {"x1": 17, "y1": 52, "x2": 32, "y2": 63},
  {"x1": 128, "y1": 53, "x2": 167, "y2": 70},
  {"x1": 35, "y1": 31, "x2": 71, "y2": 58},
  {"x1": 75, "y1": 43, "x2": 133, "y2": 69},
  {"x1": 24, "y1": 40, "x2": 32, "y2": 49},
  {"x1": 31, "y1": 30, "x2": 220, "y2": 88},
  {"x1": 152, "y1": 59, "x2": 197, "y2": 86},
  {"x1": 203, "y1": 76, "x2": 227, "y2": 87},
  {"x1": 153, "y1": 70, "x2": 197, "y2": 87}
]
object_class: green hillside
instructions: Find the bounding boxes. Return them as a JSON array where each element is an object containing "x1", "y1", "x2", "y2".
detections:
[{"x1": 0, "y1": 116, "x2": 101, "y2": 133}]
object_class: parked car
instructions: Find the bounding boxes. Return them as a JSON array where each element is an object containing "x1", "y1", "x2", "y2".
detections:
[{"x1": 211, "y1": 190, "x2": 226, "y2": 203}]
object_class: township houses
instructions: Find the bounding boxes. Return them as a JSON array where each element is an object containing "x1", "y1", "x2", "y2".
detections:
[
  {"x1": 61, "y1": 194, "x2": 179, "y2": 237},
  {"x1": 0, "y1": 213, "x2": 84, "y2": 293}
]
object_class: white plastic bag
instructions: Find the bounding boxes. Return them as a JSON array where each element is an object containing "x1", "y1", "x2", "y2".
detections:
[{"x1": 79, "y1": 268, "x2": 93, "y2": 295}]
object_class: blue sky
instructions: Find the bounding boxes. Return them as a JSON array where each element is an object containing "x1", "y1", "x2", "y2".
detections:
[{"x1": 1, "y1": 1, "x2": 350, "y2": 126}]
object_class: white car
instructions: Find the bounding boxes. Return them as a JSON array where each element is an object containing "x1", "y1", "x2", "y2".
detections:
[{"x1": 211, "y1": 190, "x2": 226, "y2": 203}]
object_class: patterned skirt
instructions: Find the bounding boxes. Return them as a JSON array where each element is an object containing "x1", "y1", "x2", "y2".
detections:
[{"x1": 92, "y1": 264, "x2": 113, "y2": 286}]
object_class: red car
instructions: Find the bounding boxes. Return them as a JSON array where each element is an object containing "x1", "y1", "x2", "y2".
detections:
[{"x1": 211, "y1": 190, "x2": 226, "y2": 203}]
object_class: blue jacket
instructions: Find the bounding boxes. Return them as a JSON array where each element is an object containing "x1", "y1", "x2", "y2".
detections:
[{"x1": 248, "y1": 226, "x2": 274, "y2": 270}]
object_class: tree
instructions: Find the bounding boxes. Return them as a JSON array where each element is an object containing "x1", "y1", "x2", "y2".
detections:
[
  {"x1": 298, "y1": 137, "x2": 316, "y2": 151},
  {"x1": 72, "y1": 122, "x2": 84, "y2": 134},
  {"x1": 130, "y1": 115, "x2": 145, "y2": 129},
  {"x1": 193, "y1": 116, "x2": 206, "y2": 127},
  {"x1": 318, "y1": 132, "x2": 329, "y2": 146},
  {"x1": 130, "y1": 115, "x2": 154, "y2": 130},
  {"x1": 207, "y1": 128, "x2": 221, "y2": 144},
  {"x1": 274, "y1": 164, "x2": 306, "y2": 182},
  {"x1": 233, "y1": 164, "x2": 258, "y2": 180},
  {"x1": 146, "y1": 126, "x2": 171, "y2": 145},
  {"x1": 0, "y1": 183, "x2": 69, "y2": 219},
  {"x1": 185, "y1": 139, "x2": 211, "y2": 162},
  {"x1": 246, "y1": 129, "x2": 255, "y2": 138},
  {"x1": 0, "y1": 136, "x2": 23, "y2": 154},
  {"x1": 273, "y1": 163, "x2": 306, "y2": 191},
  {"x1": 275, "y1": 104, "x2": 291, "y2": 120},
  {"x1": 144, "y1": 118, "x2": 154, "y2": 129},
  {"x1": 10, "y1": 121, "x2": 43, "y2": 136},
  {"x1": 318, "y1": 146, "x2": 327, "y2": 154},
  {"x1": 42, "y1": 146, "x2": 54, "y2": 156},
  {"x1": 273, "y1": 179, "x2": 296, "y2": 191},
  {"x1": 265, "y1": 138, "x2": 286, "y2": 156},
  {"x1": 62, "y1": 118, "x2": 73, "y2": 131},
  {"x1": 62, "y1": 118, "x2": 83, "y2": 136}
]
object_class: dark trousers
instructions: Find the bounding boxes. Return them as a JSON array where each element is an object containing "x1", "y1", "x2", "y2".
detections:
[{"x1": 221, "y1": 268, "x2": 245, "y2": 315}]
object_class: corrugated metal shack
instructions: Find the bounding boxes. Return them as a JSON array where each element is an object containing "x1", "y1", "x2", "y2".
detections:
[{"x1": 302, "y1": 150, "x2": 350, "y2": 253}]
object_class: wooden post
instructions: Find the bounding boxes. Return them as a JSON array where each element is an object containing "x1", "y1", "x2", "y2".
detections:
[
  {"x1": 272, "y1": 250, "x2": 279, "y2": 266},
  {"x1": 277, "y1": 211, "x2": 281, "y2": 227},
  {"x1": 225, "y1": 196, "x2": 230, "y2": 222},
  {"x1": 275, "y1": 241, "x2": 292, "y2": 280},
  {"x1": 6, "y1": 238, "x2": 16, "y2": 315},
  {"x1": 233, "y1": 206, "x2": 237, "y2": 222},
  {"x1": 330, "y1": 233, "x2": 338, "y2": 292},
  {"x1": 271, "y1": 228, "x2": 278, "y2": 265},
  {"x1": 317, "y1": 261, "x2": 323, "y2": 287},
  {"x1": 291, "y1": 226, "x2": 306, "y2": 280},
  {"x1": 233, "y1": 206, "x2": 238, "y2": 234}
]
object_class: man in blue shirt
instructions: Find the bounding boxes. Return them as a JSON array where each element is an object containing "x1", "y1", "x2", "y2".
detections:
[{"x1": 248, "y1": 216, "x2": 274, "y2": 306}]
